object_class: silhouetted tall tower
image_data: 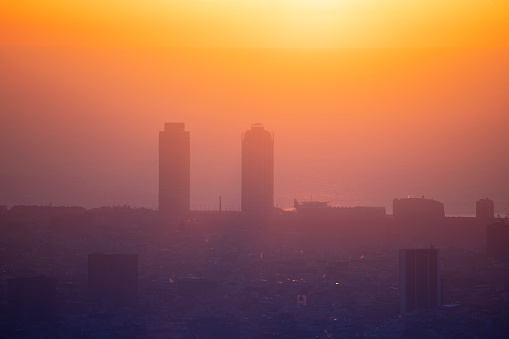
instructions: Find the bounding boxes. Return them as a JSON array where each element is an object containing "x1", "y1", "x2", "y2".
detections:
[
  {"x1": 399, "y1": 248, "x2": 441, "y2": 313},
  {"x1": 476, "y1": 198, "x2": 494, "y2": 219},
  {"x1": 159, "y1": 123, "x2": 190, "y2": 219},
  {"x1": 241, "y1": 123, "x2": 274, "y2": 215}
]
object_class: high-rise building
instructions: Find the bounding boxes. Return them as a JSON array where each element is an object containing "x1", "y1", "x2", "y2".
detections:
[
  {"x1": 241, "y1": 123, "x2": 274, "y2": 215},
  {"x1": 476, "y1": 198, "x2": 494, "y2": 219},
  {"x1": 399, "y1": 248, "x2": 441, "y2": 313},
  {"x1": 487, "y1": 221, "x2": 509, "y2": 262},
  {"x1": 88, "y1": 253, "x2": 138, "y2": 306},
  {"x1": 159, "y1": 123, "x2": 190, "y2": 219}
]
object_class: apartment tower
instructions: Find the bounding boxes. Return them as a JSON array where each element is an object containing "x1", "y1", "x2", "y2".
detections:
[
  {"x1": 241, "y1": 123, "x2": 274, "y2": 216},
  {"x1": 399, "y1": 248, "x2": 441, "y2": 313},
  {"x1": 159, "y1": 123, "x2": 190, "y2": 219}
]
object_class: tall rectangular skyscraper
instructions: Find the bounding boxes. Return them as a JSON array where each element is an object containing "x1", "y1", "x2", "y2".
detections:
[
  {"x1": 399, "y1": 248, "x2": 441, "y2": 313},
  {"x1": 159, "y1": 123, "x2": 190, "y2": 218},
  {"x1": 241, "y1": 123, "x2": 274, "y2": 215}
]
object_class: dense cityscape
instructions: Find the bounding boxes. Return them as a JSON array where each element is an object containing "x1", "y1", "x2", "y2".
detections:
[{"x1": 1, "y1": 123, "x2": 508, "y2": 338}]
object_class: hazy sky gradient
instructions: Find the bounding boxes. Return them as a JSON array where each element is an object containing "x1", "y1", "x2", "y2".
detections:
[
  {"x1": 1, "y1": 1, "x2": 508, "y2": 215},
  {"x1": 2, "y1": 0, "x2": 509, "y2": 48}
]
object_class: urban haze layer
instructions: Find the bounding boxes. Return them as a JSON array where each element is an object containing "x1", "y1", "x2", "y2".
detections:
[{"x1": 0, "y1": 123, "x2": 508, "y2": 338}]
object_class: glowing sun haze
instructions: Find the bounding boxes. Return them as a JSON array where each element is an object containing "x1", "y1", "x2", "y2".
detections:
[
  {"x1": 0, "y1": 0, "x2": 508, "y2": 215},
  {"x1": 1, "y1": 0, "x2": 509, "y2": 47}
]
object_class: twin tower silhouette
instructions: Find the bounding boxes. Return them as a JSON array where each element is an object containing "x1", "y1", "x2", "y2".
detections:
[{"x1": 159, "y1": 123, "x2": 274, "y2": 219}]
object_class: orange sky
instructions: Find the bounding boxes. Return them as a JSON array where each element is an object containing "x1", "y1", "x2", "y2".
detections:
[
  {"x1": 1, "y1": 1, "x2": 508, "y2": 214},
  {"x1": 1, "y1": 0, "x2": 509, "y2": 48}
]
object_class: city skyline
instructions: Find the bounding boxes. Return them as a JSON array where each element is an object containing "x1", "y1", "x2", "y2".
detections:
[
  {"x1": 0, "y1": 115, "x2": 507, "y2": 216},
  {"x1": 1, "y1": 2, "x2": 509, "y2": 337},
  {"x1": 1, "y1": 3, "x2": 508, "y2": 216}
]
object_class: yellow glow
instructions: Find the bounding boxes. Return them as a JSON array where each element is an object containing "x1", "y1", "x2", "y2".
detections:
[{"x1": 1, "y1": 0, "x2": 508, "y2": 47}]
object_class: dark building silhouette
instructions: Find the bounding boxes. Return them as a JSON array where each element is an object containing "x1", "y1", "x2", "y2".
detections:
[
  {"x1": 476, "y1": 198, "x2": 494, "y2": 219},
  {"x1": 8, "y1": 277, "x2": 56, "y2": 325},
  {"x1": 399, "y1": 248, "x2": 441, "y2": 313},
  {"x1": 159, "y1": 123, "x2": 190, "y2": 219},
  {"x1": 294, "y1": 199, "x2": 386, "y2": 219},
  {"x1": 241, "y1": 123, "x2": 274, "y2": 215},
  {"x1": 88, "y1": 253, "x2": 138, "y2": 306},
  {"x1": 487, "y1": 220, "x2": 509, "y2": 262},
  {"x1": 393, "y1": 197, "x2": 445, "y2": 220}
]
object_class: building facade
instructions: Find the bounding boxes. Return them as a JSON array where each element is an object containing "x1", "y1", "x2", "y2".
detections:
[
  {"x1": 399, "y1": 248, "x2": 441, "y2": 313},
  {"x1": 159, "y1": 123, "x2": 190, "y2": 219},
  {"x1": 487, "y1": 221, "x2": 509, "y2": 262},
  {"x1": 476, "y1": 198, "x2": 494, "y2": 219},
  {"x1": 393, "y1": 197, "x2": 445, "y2": 221},
  {"x1": 241, "y1": 124, "x2": 274, "y2": 215}
]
